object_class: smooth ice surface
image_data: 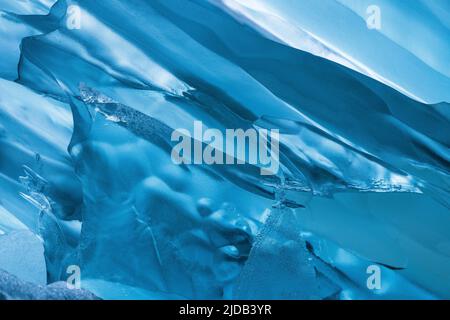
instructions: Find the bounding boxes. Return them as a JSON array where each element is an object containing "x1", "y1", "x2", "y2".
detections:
[{"x1": 0, "y1": 0, "x2": 449, "y2": 299}]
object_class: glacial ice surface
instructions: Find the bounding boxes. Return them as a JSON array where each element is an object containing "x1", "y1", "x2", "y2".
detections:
[{"x1": 0, "y1": 0, "x2": 449, "y2": 299}]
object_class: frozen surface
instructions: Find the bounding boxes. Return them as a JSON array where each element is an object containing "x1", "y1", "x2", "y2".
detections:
[
  {"x1": 0, "y1": 230, "x2": 46, "y2": 285},
  {"x1": 0, "y1": 0, "x2": 449, "y2": 299},
  {"x1": 0, "y1": 269, "x2": 98, "y2": 300}
]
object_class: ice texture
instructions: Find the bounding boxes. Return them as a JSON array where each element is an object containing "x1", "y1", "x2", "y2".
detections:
[
  {"x1": 0, "y1": 0, "x2": 449, "y2": 299},
  {"x1": 0, "y1": 230, "x2": 46, "y2": 285},
  {"x1": 0, "y1": 269, "x2": 98, "y2": 300}
]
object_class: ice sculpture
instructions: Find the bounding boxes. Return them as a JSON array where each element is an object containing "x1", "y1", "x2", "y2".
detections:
[{"x1": 0, "y1": 0, "x2": 448, "y2": 299}]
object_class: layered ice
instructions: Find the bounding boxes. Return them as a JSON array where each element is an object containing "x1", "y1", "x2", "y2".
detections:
[{"x1": 0, "y1": 0, "x2": 449, "y2": 299}]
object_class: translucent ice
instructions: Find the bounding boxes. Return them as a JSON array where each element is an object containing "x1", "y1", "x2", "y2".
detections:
[{"x1": 0, "y1": 0, "x2": 449, "y2": 299}]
